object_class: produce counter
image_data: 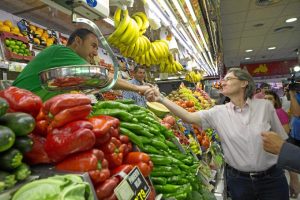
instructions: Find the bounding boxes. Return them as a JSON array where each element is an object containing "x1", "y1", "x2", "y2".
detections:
[{"x1": 0, "y1": 86, "x2": 222, "y2": 200}]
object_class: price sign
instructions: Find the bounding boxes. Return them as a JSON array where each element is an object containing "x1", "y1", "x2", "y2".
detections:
[{"x1": 114, "y1": 167, "x2": 150, "y2": 200}]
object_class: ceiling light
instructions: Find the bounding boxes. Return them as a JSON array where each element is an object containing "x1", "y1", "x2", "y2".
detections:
[
  {"x1": 245, "y1": 57, "x2": 251, "y2": 60},
  {"x1": 245, "y1": 49, "x2": 253, "y2": 52},
  {"x1": 196, "y1": 24, "x2": 209, "y2": 51},
  {"x1": 286, "y1": 17, "x2": 297, "y2": 23},
  {"x1": 159, "y1": 0, "x2": 178, "y2": 25},
  {"x1": 171, "y1": 0, "x2": 188, "y2": 23},
  {"x1": 186, "y1": 0, "x2": 197, "y2": 22},
  {"x1": 294, "y1": 65, "x2": 300, "y2": 72},
  {"x1": 268, "y1": 46, "x2": 276, "y2": 50},
  {"x1": 148, "y1": 0, "x2": 170, "y2": 26}
]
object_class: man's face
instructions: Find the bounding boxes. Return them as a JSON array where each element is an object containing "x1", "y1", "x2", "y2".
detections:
[
  {"x1": 221, "y1": 72, "x2": 247, "y2": 96},
  {"x1": 76, "y1": 34, "x2": 99, "y2": 64},
  {"x1": 134, "y1": 68, "x2": 146, "y2": 82}
]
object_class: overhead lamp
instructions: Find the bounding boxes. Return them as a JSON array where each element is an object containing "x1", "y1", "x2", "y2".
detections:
[
  {"x1": 196, "y1": 24, "x2": 209, "y2": 51},
  {"x1": 186, "y1": 0, "x2": 197, "y2": 22},
  {"x1": 286, "y1": 17, "x2": 297, "y2": 23},
  {"x1": 171, "y1": 0, "x2": 188, "y2": 23},
  {"x1": 245, "y1": 57, "x2": 251, "y2": 60},
  {"x1": 103, "y1": 17, "x2": 114, "y2": 26},
  {"x1": 158, "y1": 0, "x2": 178, "y2": 26},
  {"x1": 268, "y1": 46, "x2": 276, "y2": 50},
  {"x1": 294, "y1": 65, "x2": 300, "y2": 72},
  {"x1": 245, "y1": 49, "x2": 253, "y2": 52}
]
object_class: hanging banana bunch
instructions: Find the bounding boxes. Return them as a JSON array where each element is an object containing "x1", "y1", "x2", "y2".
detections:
[
  {"x1": 185, "y1": 71, "x2": 203, "y2": 83},
  {"x1": 108, "y1": 8, "x2": 184, "y2": 73}
]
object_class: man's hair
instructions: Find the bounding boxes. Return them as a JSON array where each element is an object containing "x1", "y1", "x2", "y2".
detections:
[
  {"x1": 134, "y1": 65, "x2": 145, "y2": 72},
  {"x1": 265, "y1": 90, "x2": 282, "y2": 109},
  {"x1": 259, "y1": 82, "x2": 270, "y2": 89},
  {"x1": 227, "y1": 68, "x2": 256, "y2": 99},
  {"x1": 67, "y1": 28, "x2": 96, "y2": 46}
]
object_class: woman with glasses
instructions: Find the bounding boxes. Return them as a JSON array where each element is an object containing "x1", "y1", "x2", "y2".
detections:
[{"x1": 144, "y1": 68, "x2": 289, "y2": 200}]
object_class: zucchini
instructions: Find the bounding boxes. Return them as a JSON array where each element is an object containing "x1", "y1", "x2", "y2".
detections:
[
  {"x1": 0, "y1": 170, "x2": 17, "y2": 189},
  {"x1": 14, "y1": 136, "x2": 33, "y2": 153},
  {"x1": 0, "y1": 97, "x2": 9, "y2": 117},
  {"x1": 0, "y1": 148, "x2": 23, "y2": 170},
  {"x1": 13, "y1": 163, "x2": 31, "y2": 181},
  {"x1": 0, "y1": 112, "x2": 35, "y2": 136},
  {"x1": 0, "y1": 125, "x2": 15, "y2": 152}
]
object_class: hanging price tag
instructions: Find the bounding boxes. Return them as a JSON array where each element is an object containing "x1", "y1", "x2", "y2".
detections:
[{"x1": 114, "y1": 166, "x2": 150, "y2": 200}]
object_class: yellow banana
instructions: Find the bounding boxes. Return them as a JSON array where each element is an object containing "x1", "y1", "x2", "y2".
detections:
[
  {"x1": 114, "y1": 8, "x2": 122, "y2": 28},
  {"x1": 140, "y1": 54, "x2": 146, "y2": 65},
  {"x1": 149, "y1": 46, "x2": 157, "y2": 63},
  {"x1": 111, "y1": 9, "x2": 130, "y2": 38},
  {"x1": 137, "y1": 37, "x2": 145, "y2": 56},
  {"x1": 126, "y1": 19, "x2": 140, "y2": 45},
  {"x1": 120, "y1": 18, "x2": 135, "y2": 44},
  {"x1": 142, "y1": 36, "x2": 151, "y2": 51},
  {"x1": 132, "y1": 15, "x2": 143, "y2": 31},
  {"x1": 152, "y1": 42, "x2": 163, "y2": 59},
  {"x1": 127, "y1": 43, "x2": 136, "y2": 58},
  {"x1": 145, "y1": 51, "x2": 151, "y2": 66},
  {"x1": 132, "y1": 12, "x2": 149, "y2": 30},
  {"x1": 160, "y1": 62, "x2": 166, "y2": 72},
  {"x1": 131, "y1": 37, "x2": 140, "y2": 58}
]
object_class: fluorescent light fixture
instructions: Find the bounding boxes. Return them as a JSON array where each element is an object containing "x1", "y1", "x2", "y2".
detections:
[
  {"x1": 187, "y1": 26, "x2": 204, "y2": 52},
  {"x1": 103, "y1": 18, "x2": 114, "y2": 26},
  {"x1": 171, "y1": 0, "x2": 188, "y2": 23},
  {"x1": 148, "y1": 0, "x2": 170, "y2": 26},
  {"x1": 196, "y1": 24, "x2": 209, "y2": 51},
  {"x1": 159, "y1": 0, "x2": 178, "y2": 26},
  {"x1": 245, "y1": 49, "x2": 253, "y2": 52},
  {"x1": 186, "y1": 0, "x2": 197, "y2": 22},
  {"x1": 286, "y1": 17, "x2": 297, "y2": 23},
  {"x1": 245, "y1": 57, "x2": 251, "y2": 60},
  {"x1": 268, "y1": 46, "x2": 276, "y2": 50}
]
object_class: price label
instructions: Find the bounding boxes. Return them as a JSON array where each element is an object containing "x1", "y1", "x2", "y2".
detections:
[{"x1": 114, "y1": 167, "x2": 150, "y2": 200}]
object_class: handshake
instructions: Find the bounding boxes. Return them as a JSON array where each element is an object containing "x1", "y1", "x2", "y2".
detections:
[{"x1": 139, "y1": 85, "x2": 163, "y2": 102}]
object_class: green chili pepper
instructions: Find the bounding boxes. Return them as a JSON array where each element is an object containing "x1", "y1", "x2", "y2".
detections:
[
  {"x1": 165, "y1": 140, "x2": 178, "y2": 150},
  {"x1": 154, "y1": 184, "x2": 181, "y2": 193},
  {"x1": 149, "y1": 154, "x2": 173, "y2": 165},
  {"x1": 150, "y1": 171, "x2": 174, "y2": 177},
  {"x1": 115, "y1": 99, "x2": 135, "y2": 104},
  {"x1": 151, "y1": 138, "x2": 169, "y2": 151},
  {"x1": 151, "y1": 177, "x2": 167, "y2": 185},
  {"x1": 167, "y1": 176, "x2": 189, "y2": 185},
  {"x1": 153, "y1": 166, "x2": 182, "y2": 175},
  {"x1": 92, "y1": 109, "x2": 136, "y2": 122},
  {"x1": 94, "y1": 101, "x2": 130, "y2": 111},
  {"x1": 120, "y1": 127, "x2": 143, "y2": 147},
  {"x1": 140, "y1": 145, "x2": 161, "y2": 154},
  {"x1": 120, "y1": 122, "x2": 153, "y2": 137}
]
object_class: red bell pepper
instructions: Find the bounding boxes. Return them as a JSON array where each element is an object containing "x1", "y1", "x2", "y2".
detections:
[
  {"x1": 43, "y1": 93, "x2": 91, "y2": 116},
  {"x1": 118, "y1": 135, "x2": 132, "y2": 157},
  {"x1": 103, "y1": 193, "x2": 117, "y2": 200},
  {"x1": 94, "y1": 131, "x2": 112, "y2": 148},
  {"x1": 88, "y1": 159, "x2": 110, "y2": 184},
  {"x1": 45, "y1": 120, "x2": 95, "y2": 162},
  {"x1": 0, "y1": 86, "x2": 42, "y2": 117},
  {"x1": 96, "y1": 176, "x2": 119, "y2": 200},
  {"x1": 55, "y1": 149, "x2": 103, "y2": 172},
  {"x1": 88, "y1": 115, "x2": 120, "y2": 137},
  {"x1": 101, "y1": 137, "x2": 124, "y2": 169},
  {"x1": 124, "y1": 152, "x2": 153, "y2": 177},
  {"x1": 49, "y1": 104, "x2": 92, "y2": 129},
  {"x1": 24, "y1": 134, "x2": 51, "y2": 165},
  {"x1": 33, "y1": 120, "x2": 49, "y2": 136}
]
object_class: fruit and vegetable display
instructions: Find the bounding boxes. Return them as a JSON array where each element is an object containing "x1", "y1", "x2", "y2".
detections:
[
  {"x1": 108, "y1": 9, "x2": 184, "y2": 74},
  {"x1": 4, "y1": 38, "x2": 32, "y2": 57},
  {"x1": 0, "y1": 86, "x2": 221, "y2": 200},
  {"x1": 0, "y1": 20, "x2": 23, "y2": 36},
  {"x1": 185, "y1": 71, "x2": 203, "y2": 83}
]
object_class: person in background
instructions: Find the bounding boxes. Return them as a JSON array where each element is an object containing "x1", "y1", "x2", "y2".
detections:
[
  {"x1": 255, "y1": 88, "x2": 261, "y2": 94},
  {"x1": 145, "y1": 68, "x2": 289, "y2": 200},
  {"x1": 254, "y1": 82, "x2": 270, "y2": 99},
  {"x1": 264, "y1": 90, "x2": 299, "y2": 198},
  {"x1": 281, "y1": 85, "x2": 291, "y2": 113},
  {"x1": 118, "y1": 57, "x2": 131, "y2": 80},
  {"x1": 12, "y1": 28, "x2": 151, "y2": 101},
  {"x1": 264, "y1": 90, "x2": 290, "y2": 134},
  {"x1": 122, "y1": 66, "x2": 147, "y2": 107}
]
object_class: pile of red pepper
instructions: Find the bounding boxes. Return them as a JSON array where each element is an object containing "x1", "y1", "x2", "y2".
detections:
[{"x1": 21, "y1": 93, "x2": 154, "y2": 200}]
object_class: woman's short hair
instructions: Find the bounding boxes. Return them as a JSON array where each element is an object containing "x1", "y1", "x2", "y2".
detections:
[
  {"x1": 227, "y1": 68, "x2": 256, "y2": 100},
  {"x1": 265, "y1": 90, "x2": 282, "y2": 109},
  {"x1": 67, "y1": 28, "x2": 96, "y2": 46}
]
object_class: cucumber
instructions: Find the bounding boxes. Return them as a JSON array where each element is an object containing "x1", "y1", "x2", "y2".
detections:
[
  {"x1": 0, "y1": 148, "x2": 23, "y2": 170},
  {"x1": 0, "y1": 112, "x2": 35, "y2": 136},
  {"x1": 13, "y1": 136, "x2": 33, "y2": 153},
  {"x1": 0, "y1": 125, "x2": 15, "y2": 152},
  {"x1": 0, "y1": 97, "x2": 9, "y2": 117}
]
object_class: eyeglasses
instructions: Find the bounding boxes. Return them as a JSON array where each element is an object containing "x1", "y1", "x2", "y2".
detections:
[{"x1": 221, "y1": 77, "x2": 239, "y2": 82}]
